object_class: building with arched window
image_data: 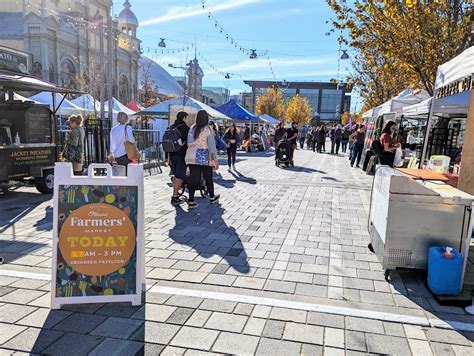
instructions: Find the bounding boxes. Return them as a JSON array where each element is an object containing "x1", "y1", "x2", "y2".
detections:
[{"x1": 0, "y1": 0, "x2": 140, "y2": 103}]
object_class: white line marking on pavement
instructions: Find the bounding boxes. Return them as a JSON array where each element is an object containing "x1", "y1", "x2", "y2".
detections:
[{"x1": 1, "y1": 268, "x2": 473, "y2": 333}]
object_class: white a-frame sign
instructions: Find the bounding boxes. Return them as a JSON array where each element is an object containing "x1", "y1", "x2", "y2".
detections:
[{"x1": 51, "y1": 163, "x2": 144, "y2": 309}]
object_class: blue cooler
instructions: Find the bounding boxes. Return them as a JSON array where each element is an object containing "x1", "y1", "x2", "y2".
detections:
[{"x1": 427, "y1": 246, "x2": 463, "y2": 296}]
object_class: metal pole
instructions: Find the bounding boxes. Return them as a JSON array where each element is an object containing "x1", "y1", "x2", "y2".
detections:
[
  {"x1": 107, "y1": 8, "x2": 113, "y2": 125},
  {"x1": 99, "y1": 17, "x2": 105, "y2": 122},
  {"x1": 420, "y1": 98, "x2": 435, "y2": 167}
]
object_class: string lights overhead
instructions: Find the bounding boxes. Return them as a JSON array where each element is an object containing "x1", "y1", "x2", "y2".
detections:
[{"x1": 201, "y1": 0, "x2": 268, "y2": 60}]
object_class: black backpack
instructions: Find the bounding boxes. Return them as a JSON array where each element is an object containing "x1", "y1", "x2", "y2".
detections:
[
  {"x1": 162, "y1": 124, "x2": 184, "y2": 153},
  {"x1": 371, "y1": 139, "x2": 383, "y2": 156}
]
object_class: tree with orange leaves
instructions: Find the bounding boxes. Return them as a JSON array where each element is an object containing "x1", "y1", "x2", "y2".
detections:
[
  {"x1": 286, "y1": 94, "x2": 312, "y2": 125},
  {"x1": 255, "y1": 86, "x2": 285, "y2": 121},
  {"x1": 326, "y1": 0, "x2": 472, "y2": 110}
]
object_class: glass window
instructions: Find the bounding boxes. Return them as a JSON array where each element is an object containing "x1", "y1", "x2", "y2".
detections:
[
  {"x1": 320, "y1": 113, "x2": 337, "y2": 121},
  {"x1": 321, "y1": 89, "x2": 342, "y2": 112},
  {"x1": 283, "y1": 89, "x2": 297, "y2": 106},
  {"x1": 299, "y1": 89, "x2": 319, "y2": 112}
]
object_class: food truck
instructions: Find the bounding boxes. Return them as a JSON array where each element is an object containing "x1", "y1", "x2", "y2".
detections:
[{"x1": 0, "y1": 46, "x2": 79, "y2": 194}]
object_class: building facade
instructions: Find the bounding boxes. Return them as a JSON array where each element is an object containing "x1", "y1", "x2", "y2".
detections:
[
  {"x1": 0, "y1": 0, "x2": 141, "y2": 104},
  {"x1": 202, "y1": 87, "x2": 230, "y2": 108},
  {"x1": 244, "y1": 81, "x2": 353, "y2": 123}
]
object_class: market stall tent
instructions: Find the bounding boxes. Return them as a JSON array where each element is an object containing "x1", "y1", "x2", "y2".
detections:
[
  {"x1": 108, "y1": 97, "x2": 137, "y2": 117},
  {"x1": 260, "y1": 114, "x2": 280, "y2": 125},
  {"x1": 216, "y1": 100, "x2": 261, "y2": 123},
  {"x1": 377, "y1": 89, "x2": 430, "y2": 116},
  {"x1": 29, "y1": 92, "x2": 84, "y2": 116},
  {"x1": 137, "y1": 96, "x2": 231, "y2": 121}
]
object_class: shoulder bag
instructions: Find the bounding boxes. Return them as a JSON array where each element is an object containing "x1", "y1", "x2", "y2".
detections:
[{"x1": 124, "y1": 125, "x2": 141, "y2": 160}]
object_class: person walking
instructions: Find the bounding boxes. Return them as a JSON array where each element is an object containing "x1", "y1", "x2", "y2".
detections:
[
  {"x1": 185, "y1": 110, "x2": 220, "y2": 209},
  {"x1": 317, "y1": 126, "x2": 326, "y2": 153},
  {"x1": 110, "y1": 112, "x2": 135, "y2": 171},
  {"x1": 168, "y1": 111, "x2": 190, "y2": 205},
  {"x1": 350, "y1": 124, "x2": 366, "y2": 168},
  {"x1": 341, "y1": 126, "x2": 350, "y2": 153},
  {"x1": 380, "y1": 121, "x2": 400, "y2": 167},
  {"x1": 274, "y1": 123, "x2": 287, "y2": 145},
  {"x1": 224, "y1": 124, "x2": 239, "y2": 171},
  {"x1": 64, "y1": 115, "x2": 85, "y2": 175},
  {"x1": 298, "y1": 126, "x2": 306, "y2": 149},
  {"x1": 348, "y1": 124, "x2": 359, "y2": 161},
  {"x1": 286, "y1": 122, "x2": 299, "y2": 166},
  {"x1": 334, "y1": 124, "x2": 342, "y2": 154},
  {"x1": 311, "y1": 127, "x2": 318, "y2": 152}
]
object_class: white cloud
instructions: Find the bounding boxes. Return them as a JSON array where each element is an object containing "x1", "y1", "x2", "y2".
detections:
[{"x1": 141, "y1": 0, "x2": 261, "y2": 26}]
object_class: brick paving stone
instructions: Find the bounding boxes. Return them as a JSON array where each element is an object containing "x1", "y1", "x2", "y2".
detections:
[
  {"x1": 199, "y1": 299, "x2": 236, "y2": 313},
  {"x1": 173, "y1": 271, "x2": 208, "y2": 283},
  {"x1": 345, "y1": 317, "x2": 384, "y2": 334},
  {"x1": 212, "y1": 332, "x2": 259, "y2": 355},
  {"x1": 203, "y1": 274, "x2": 236, "y2": 286},
  {"x1": 408, "y1": 339, "x2": 434, "y2": 356},
  {"x1": 451, "y1": 345, "x2": 474, "y2": 356},
  {"x1": 430, "y1": 342, "x2": 455, "y2": 356},
  {"x1": 165, "y1": 295, "x2": 203, "y2": 309},
  {"x1": 403, "y1": 324, "x2": 428, "y2": 340},
  {"x1": 295, "y1": 283, "x2": 328, "y2": 298},
  {"x1": 306, "y1": 312, "x2": 344, "y2": 329},
  {"x1": 52, "y1": 313, "x2": 107, "y2": 334},
  {"x1": 42, "y1": 333, "x2": 103, "y2": 355},
  {"x1": 425, "y1": 328, "x2": 472, "y2": 346},
  {"x1": 0, "y1": 322, "x2": 26, "y2": 344},
  {"x1": 16, "y1": 308, "x2": 71, "y2": 329},
  {"x1": 251, "y1": 305, "x2": 271, "y2": 319},
  {"x1": 185, "y1": 310, "x2": 212, "y2": 328},
  {"x1": 0, "y1": 289, "x2": 46, "y2": 305},
  {"x1": 2, "y1": 328, "x2": 64, "y2": 353},
  {"x1": 243, "y1": 317, "x2": 266, "y2": 336},
  {"x1": 89, "y1": 338, "x2": 144, "y2": 356},
  {"x1": 366, "y1": 334, "x2": 411, "y2": 355},
  {"x1": 324, "y1": 327, "x2": 345, "y2": 348},
  {"x1": 166, "y1": 307, "x2": 194, "y2": 325},
  {"x1": 90, "y1": 317, "x2": 143, "y2": 339},
  {"x1": 283, "y1": 323, "x2": 324, "y2": 345},
  {"x1": 262, "y1": 319, "x2": 285, "y2": 339},
  {"x1": 0, "y1": 286, "x2": 15, "y2": 297},
  {"x1": 345, "y1": 330, "x2": 367, "y2": 352},
  {"x1": 171, "y1": 326, "x2": 219, "y2": 351},
  {"x1": 234, "y1": 303, "x2": 254, "y2": 316},
  {"x1": 283, "y1": 271, "x2": 313, "y2": 284},
  {"x1": 300, "y1": 343, "x2": 323, "y2": 356},
  {"x1": 269, "y1": 307, "x2": 307, "y2": 323},
  {"x1": 263, "y1": 280, "x2": 296, "y2": 294},
  {"x1": 146, "y1": 268, "x2": 180, "y2": 280},
  {"x1": 94, "y1": 303, "x2": 142, "y2": 318},
  {"x1": 256, "y1": 338, "x2": 302, "y2": 356},
  {"x1": 132, "y1": 304, "x2": 176, "y2": 322},
  {"x1": 204, "y1": 312, "x2": 248, "y2": 333},
  {"x1": 383, "y1": 321, "x2": 406, "y2": 337},
  {"x1": 130, "y1": 321, "x2": 180, "y2": 345}
]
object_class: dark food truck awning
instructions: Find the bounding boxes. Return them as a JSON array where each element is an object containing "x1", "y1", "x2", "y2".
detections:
[{"x1": 0, "y1": 70, "x2": 82, "y2": 94}]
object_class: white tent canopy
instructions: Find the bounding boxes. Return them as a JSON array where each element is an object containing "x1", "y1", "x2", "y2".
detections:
[
  {"x1": 435, "y1": 46, "x2": 474, "y2": 89},
  {"x1": 108, "y1": 97, "x2": 137, "y2": 117},
  {"x1": 29, "y1": 92, "x2": 84, "y2": 116},
  {"x1": 377, "y1": 89, "x2": 431, "y2": 116},
  {"x1": 402, "y1": 98, "x2": 432, "y2": 117},
  {"x1": 70, "y1": 94, "x2": 102, "y2": 114}
]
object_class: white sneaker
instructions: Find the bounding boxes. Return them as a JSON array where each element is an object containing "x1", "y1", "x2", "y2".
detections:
[
  {"x1": 231, "y1": 164, "x2": 236, "y2": 171},
  {"x1": 228, "y1": 167, "x2": 232, "y2": 172}
]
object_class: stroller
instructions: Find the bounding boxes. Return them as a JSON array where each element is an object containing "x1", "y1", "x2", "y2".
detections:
[{"x1": 275, "y1": 140, "x2": 292, "y2": 168}]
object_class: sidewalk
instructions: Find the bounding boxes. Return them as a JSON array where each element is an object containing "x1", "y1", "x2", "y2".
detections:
[{"x1": 0, "y1": 148, "x2": 473, "y2": 355}]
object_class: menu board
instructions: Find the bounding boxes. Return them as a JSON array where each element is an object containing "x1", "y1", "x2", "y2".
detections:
[{"x1": 25, "y1": 106, "x2": 52, "y2": 143}]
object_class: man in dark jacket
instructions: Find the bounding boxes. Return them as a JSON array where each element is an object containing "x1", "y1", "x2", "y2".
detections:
[{"x1": 169, "y1": 111, "x2": 190, "y2": 204}]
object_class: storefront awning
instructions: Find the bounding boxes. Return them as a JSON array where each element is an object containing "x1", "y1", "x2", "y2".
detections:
[{"x1": 0, "y1": 70, "x2": 81, "y2": 94}]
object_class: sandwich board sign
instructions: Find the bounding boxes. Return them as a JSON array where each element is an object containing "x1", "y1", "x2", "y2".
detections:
[{"x1": 51, "y1": 163, "x2": 144, "y2": 309}]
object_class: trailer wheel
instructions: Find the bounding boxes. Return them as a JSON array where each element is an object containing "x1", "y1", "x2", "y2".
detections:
[{"x1": 34, "y1": 170, "x2": 54, "y2": 194}]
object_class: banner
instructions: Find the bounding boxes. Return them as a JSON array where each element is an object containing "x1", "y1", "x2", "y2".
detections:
[
  {"x1": 51, "y1": 163, "x2": 144, "y2": 308},
  {"x1": 0, "y1": 46, "x2": 30, "y2": 74}
]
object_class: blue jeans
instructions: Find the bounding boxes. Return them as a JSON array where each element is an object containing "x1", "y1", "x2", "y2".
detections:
[{"x1": 351, "y1": 143, "x2": 364, "y2": 166}]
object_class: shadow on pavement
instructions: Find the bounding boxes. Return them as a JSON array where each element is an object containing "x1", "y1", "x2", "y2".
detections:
[
  {"x1": 170, "y1": 204, "x2": 250, "y2": 274},
  {"x1": 285, "y1": 166, "x2": 327, "y2": 174},
  {"x1": 29, "y1": 300, "x2": 148, "y2": 354}
]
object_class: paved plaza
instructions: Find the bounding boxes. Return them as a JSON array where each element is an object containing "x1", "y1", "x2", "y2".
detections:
[{"x1": 0, "y1": 148, "x2": 473, "y2": 355}]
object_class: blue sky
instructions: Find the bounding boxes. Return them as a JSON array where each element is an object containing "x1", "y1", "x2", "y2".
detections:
[{"x1": 114, "y1": 0, "x2": 359, "y2": 111}]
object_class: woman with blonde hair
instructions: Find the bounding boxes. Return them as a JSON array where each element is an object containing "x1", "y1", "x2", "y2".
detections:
[
  {"x1": 64, "y1": 115, "x2": 85, "y2": 175},
  {"x1": 185, "y1": 110, "x2": 220, "y2": 208}
]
